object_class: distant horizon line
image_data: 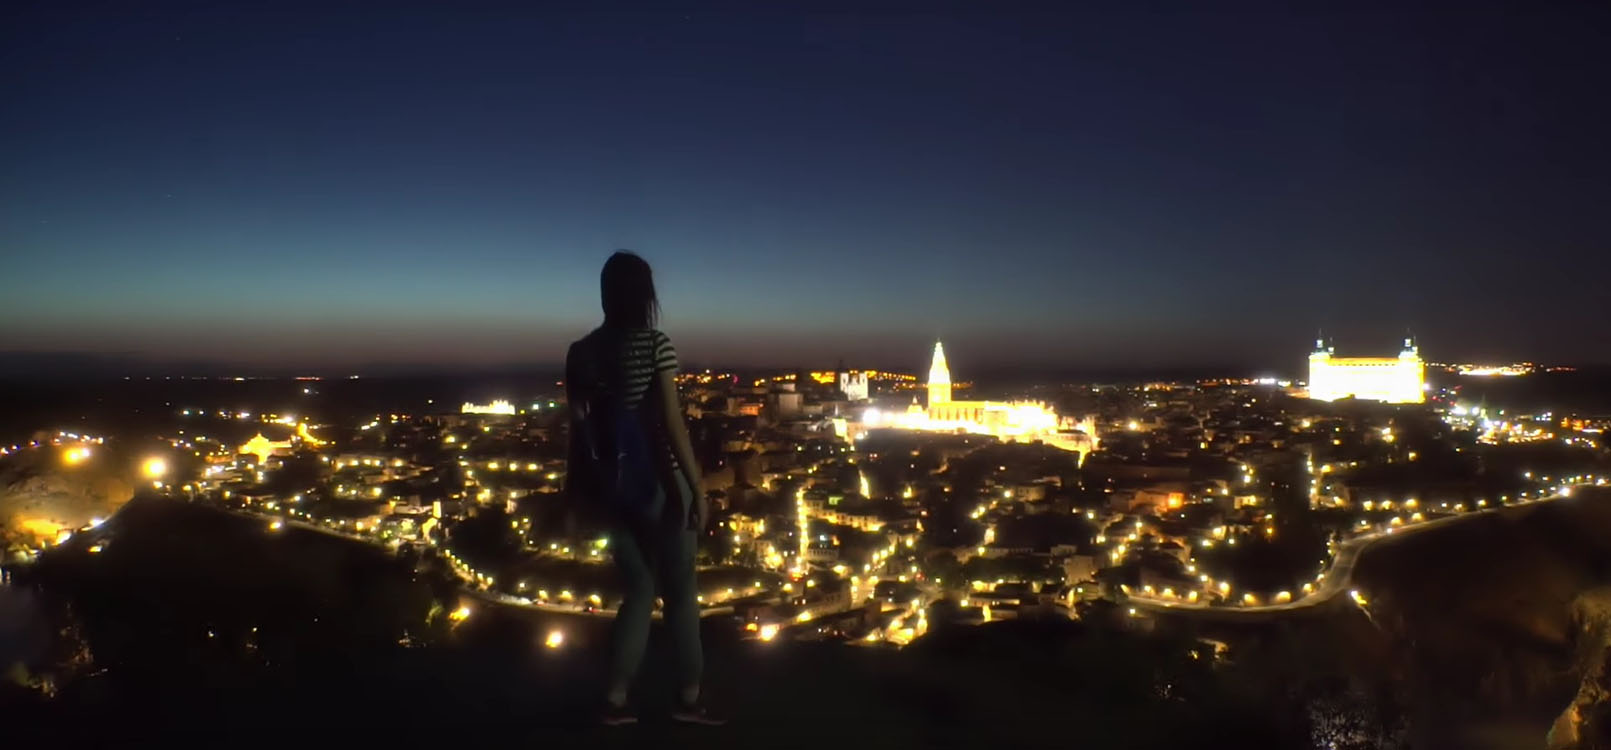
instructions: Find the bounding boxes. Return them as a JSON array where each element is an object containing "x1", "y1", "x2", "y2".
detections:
[{"x1": 0, "y1": 353, "x2": 1601, "y2": 384}]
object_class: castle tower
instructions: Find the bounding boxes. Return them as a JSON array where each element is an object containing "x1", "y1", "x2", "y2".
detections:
[
  {"x1": 1307, "y1": 336, "x2": 1334, "y2": 400},
  {"x1": 1396, "y1": 335, "x2": 1425, "y2": 403},
  {"x1": 927, "y1": 341, "x2": 952, "y2": 406}
]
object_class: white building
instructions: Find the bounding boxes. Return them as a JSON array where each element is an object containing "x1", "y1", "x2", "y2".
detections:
[
  {"x1": 1306, "y1": 338, "x2": 1425, "y2": 404},
  {"x1": 838, "y1": 371, "x2": 870, "y2": 401}
]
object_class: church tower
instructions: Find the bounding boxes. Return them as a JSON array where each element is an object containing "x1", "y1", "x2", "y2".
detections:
[{"x1": 927, "y1": 341, "x2": 952, "y2": 406}]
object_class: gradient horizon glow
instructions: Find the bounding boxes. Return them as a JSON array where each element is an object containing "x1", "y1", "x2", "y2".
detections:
[{"x1": 4, "y1": 5, "x2": 1609, "y2": 372}]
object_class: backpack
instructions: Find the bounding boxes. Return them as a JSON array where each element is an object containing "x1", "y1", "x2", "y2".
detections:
[{"x1": 570, "y1": 331, "x2": 667, "y2": 524}]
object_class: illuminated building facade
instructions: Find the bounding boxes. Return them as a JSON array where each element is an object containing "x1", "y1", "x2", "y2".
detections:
[
  {"x1": 1306, "y1": 338, "x2": 1425, "y2": 404},
  {"x1": 461, "y1": 400, "x2": 516, "y2": 415},
  {"x1": 858, "y1": 342, "x2": 1098, "y2": 461},
  {"x1": 240, "y1": 433, "x2": 293, "y2": 464},
  {"x1": 838, "y1": 371, "x2": 869, "y2": 401}
]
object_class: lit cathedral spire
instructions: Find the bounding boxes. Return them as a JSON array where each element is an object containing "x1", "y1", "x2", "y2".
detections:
[{"x1": 927, "y1": 341, "x2": 952, "y2": 406}]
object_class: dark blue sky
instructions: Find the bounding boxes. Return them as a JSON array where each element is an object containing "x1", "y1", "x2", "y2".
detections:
[{"x1": 3, "y1": 2, "x2": 1608, "y2": 374}]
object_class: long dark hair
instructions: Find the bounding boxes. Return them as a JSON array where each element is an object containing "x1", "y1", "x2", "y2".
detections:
[{"x1": 600, "y1": 250, "x2": 659, "y2": 329}]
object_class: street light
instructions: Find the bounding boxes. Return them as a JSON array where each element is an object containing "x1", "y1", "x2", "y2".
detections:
[{"x1": 143, "y1": 457, "x2": 168, "y2": 479}]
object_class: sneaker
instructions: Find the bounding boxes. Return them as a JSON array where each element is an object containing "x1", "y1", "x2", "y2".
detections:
[
  {"x1": 670, "y1": 700, "x2": 727, "y2": 726},
  {"x1": 600, "y1": 702, "x2": 637, "y2": 727}
]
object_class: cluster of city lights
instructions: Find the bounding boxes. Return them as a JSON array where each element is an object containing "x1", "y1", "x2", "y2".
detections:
[
  {"x1": 1122, "y1": 474, "x2": 1605, "y2": 613},
  {"x1": 16, "y1": 357, "x2": 1606, "y2": 658}
]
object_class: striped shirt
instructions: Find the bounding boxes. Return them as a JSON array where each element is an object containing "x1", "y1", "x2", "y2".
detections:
[
  {"x1": 565, "y1": 327, "x2": 681, "y2": 501},
  {"x1": 567, "y1": 326, "x2": 678, "y2": 408}
]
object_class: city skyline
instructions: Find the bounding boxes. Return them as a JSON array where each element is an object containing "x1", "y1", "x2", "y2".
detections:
[
  {"x1": 5, "y1": 4, "x2": 1609, "y2": 370},
  {"x1": 7, "y1": 4, "x2": 1611, "y2": 742},
  {"x1": 0, "y1": 333, "x2": 1583, "y2": 386}
]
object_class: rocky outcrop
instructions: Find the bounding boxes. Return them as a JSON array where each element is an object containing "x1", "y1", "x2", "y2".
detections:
[
  {"x1": 1548, "y1": 588, "x2": 1611, "y2": 748},
  {"x1": 1346, "y1": 491, "x2": 1611, "y2": 746}
]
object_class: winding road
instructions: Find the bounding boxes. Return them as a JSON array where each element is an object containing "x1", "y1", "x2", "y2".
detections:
[{"x1": 1129, "y1": 490, "x2": 1585, "y2": 618}]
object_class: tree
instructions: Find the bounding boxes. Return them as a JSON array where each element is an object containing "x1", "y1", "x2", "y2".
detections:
[{"x1": 446, "y1": 507, "x2": 522, "y2": 571}]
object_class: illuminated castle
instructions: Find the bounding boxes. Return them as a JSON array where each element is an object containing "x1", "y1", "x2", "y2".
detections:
[
  {"x1": 860, "y1": 342, "x2": 1098, "y2": 461},
  {"x1": 1306, "y1": 337, "x2": 1425, "y2": 404},
  {"x1": 461, "y1": 399, "x2": 516, "y2": 415}
]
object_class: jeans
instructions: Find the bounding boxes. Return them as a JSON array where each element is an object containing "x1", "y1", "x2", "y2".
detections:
[{"x1": 608, "y1": 475, "x2": 701, "y2": 693}]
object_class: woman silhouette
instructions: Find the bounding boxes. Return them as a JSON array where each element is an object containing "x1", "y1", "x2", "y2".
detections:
[{"x1": 564, "y1": 251, "x2": 720, "y2": 726}]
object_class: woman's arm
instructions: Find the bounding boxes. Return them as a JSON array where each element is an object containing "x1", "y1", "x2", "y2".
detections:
[
  {"x1": 561, "y1": 342, "x2": 591, "y2": 530},
  {"x1": 655, "y1": 367, "x2": 705, "y2": 527}
]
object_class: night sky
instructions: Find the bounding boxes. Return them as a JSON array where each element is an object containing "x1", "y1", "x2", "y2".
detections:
[{"x1": 4, "y1": 3, "x2": 1608, "y2": 374}]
